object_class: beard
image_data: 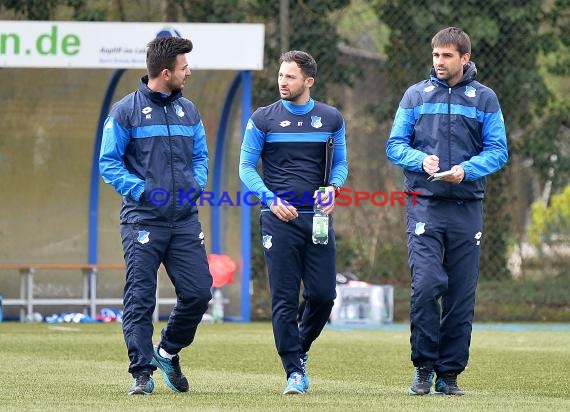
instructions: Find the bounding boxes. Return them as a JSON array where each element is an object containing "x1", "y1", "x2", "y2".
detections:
[
  {"x1": 167, "y1": 77, "x2": 186, "y2": 95},
  {"x1": 281, "y1": 86, "x2": 305, "y2": 102}
]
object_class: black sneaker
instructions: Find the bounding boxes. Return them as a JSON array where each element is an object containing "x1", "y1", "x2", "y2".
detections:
[
  {"x1": 151, "y1": 345, "x2": 189, "y2": 392},
  {"x1": 408, "y1": 366, "x2": 435, "y2": 395},
  {"x1": 435, "y1": 373, "x2": 465, "y2": 396},
  {"x1": 128, "y1": 374, "x2": 154, "y2": 395}
]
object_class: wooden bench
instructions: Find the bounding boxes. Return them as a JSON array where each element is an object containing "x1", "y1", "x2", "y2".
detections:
[{"x1": 0, "y1": 263, "x2": 176, "y2": 322}]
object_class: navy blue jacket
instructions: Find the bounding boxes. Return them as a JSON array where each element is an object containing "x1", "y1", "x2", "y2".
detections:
[
  {"x1": 386, "y1": 62, "x2": 508, "y2": 200},
  {"x1": 239, "y1": 98, "x2": 348, "y2": 209},
  {"x1": 99, "y1": 76, "x2": 208, "y2": 225}
]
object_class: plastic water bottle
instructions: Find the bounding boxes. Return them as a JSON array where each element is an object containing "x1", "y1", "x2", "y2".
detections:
[
  {"x1": 0, "y1": 294, "x2": 3, "y2": 322},
  {"x1": 312, "y1": 187, "x2": 329, "y2": 244}
]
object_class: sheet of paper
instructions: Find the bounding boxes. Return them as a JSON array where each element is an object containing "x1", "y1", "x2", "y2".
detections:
[{"x1": 427, "y1": 170, "x2": 454, "y2": 181}]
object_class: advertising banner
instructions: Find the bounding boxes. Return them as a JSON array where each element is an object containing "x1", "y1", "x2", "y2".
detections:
[{"x1": 0, "y1": 21, "x2": 265, "y2": 70}]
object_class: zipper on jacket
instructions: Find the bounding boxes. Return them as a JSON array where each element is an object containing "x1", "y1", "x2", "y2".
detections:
[
  {"x1": 447, "y1": 87, "x2": 453, "y2": 198},
  {"x1": 164, "y1": 105, "x2": 175, "y2": 226}
]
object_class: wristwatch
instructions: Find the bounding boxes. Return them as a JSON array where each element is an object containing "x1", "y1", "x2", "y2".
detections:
[{"x1": 331, "y1": 184, "x2": 341, "y2": 197}]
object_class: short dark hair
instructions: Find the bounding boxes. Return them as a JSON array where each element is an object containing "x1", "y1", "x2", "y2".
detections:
[
  {"x1": 431, "y1": 27, "x2": 471, "y2": 56},
  {"x1": 279, "y1": 50, "x2": 317, "y2": 79},
  {"x1": 146, "y1": 36, "x2": 193, "y2": 78}
]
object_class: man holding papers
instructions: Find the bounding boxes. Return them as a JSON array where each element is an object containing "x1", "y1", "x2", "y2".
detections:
[{"x1": 385, "y1": 27, "x2": 508, "y2": 396}]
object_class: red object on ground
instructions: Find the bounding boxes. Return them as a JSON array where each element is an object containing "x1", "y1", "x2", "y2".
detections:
[{"x1": 208, "y1": 254, "x2": 236, "y2": 287}]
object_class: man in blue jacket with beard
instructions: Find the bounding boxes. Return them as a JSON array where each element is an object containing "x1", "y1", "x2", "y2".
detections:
[
  {"x1": 100, "y1": 35, "x2": 212, "y2": 396},
  {"x1": 386, "y1": 27, "x2": 508, "y2": 396}
]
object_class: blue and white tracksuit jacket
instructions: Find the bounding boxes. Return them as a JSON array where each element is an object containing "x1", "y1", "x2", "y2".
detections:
[
  {"x1": 99, "y1": 75, "x2": 208, "y2": 225},
  {"x1": 386, "y1": 61, "x2": 508, "y2": 199}
]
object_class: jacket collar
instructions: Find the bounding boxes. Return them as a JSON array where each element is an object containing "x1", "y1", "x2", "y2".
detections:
[
  {"x1": 138, "y1": 75, "x2": 182, "y2": 104},
  {"x1": 430, "y1": 61, "x2": 477, "y2": 88}
]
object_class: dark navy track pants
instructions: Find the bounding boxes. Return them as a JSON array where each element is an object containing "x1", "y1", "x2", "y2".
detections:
[
  {"x1": 406, "y1": 196, "x2": 483, "y2": 375},
  {"x1": 120, "y1": 219, "x2": 212, "y2": 376},
  {"x1": 260, "y1": 211, "x2": 337, "y2": 378}
]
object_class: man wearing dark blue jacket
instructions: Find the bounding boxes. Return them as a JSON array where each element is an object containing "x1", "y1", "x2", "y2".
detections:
[
  {"x1": 239, "y1": 50, "x2": 348, "y2": 394},
  {"x1": 99, "y1": 36, "x2": 212, "y2": 396},
  {"x1": 386, "y1": 27, "x2": 508, "y2": 396}
]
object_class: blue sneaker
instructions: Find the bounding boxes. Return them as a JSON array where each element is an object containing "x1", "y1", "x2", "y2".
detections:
[
  {"x1": 408, "y1": 366, "x2": 435, "y2": 395},
  {"x1": 151, "y1": 345, "x2": 189, "y2": 393},
  {"x1": 128, "y1": 374, "x2": 154, "y2": 395},
  {"x1": 283, "y1": 372, "x2": 306, "y2": 395},
  {"x1": 300, "y1": 353, "x2": 310, "y2": 392},
  {"x1": 434, "y1": 373, "x2": 465, "y2": 396}
]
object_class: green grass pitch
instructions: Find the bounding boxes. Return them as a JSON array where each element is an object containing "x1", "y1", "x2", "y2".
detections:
[{"x1": 1, "y1": 322, "x2": 569, "y2": 411}]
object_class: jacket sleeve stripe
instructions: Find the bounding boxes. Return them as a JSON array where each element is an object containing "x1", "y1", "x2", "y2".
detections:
[
  {"x1": 239, "y1": 119, "x2": 274, "y2": 206},
  {"x1": 460, "y1": 110, "x2": 508, "y2": 181},
  {"x1": 386, "y1": 107, "x2": 426, "y2": 172},
  {"x1": 192, "y1": 121, "x2": 208, "y2": 190},
  {"x1": 99, "y1": 116, "x2": 145, "y2": 200},
  {"x1": 330, "y1": 119, "x2": 348, "y2": 187}
]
